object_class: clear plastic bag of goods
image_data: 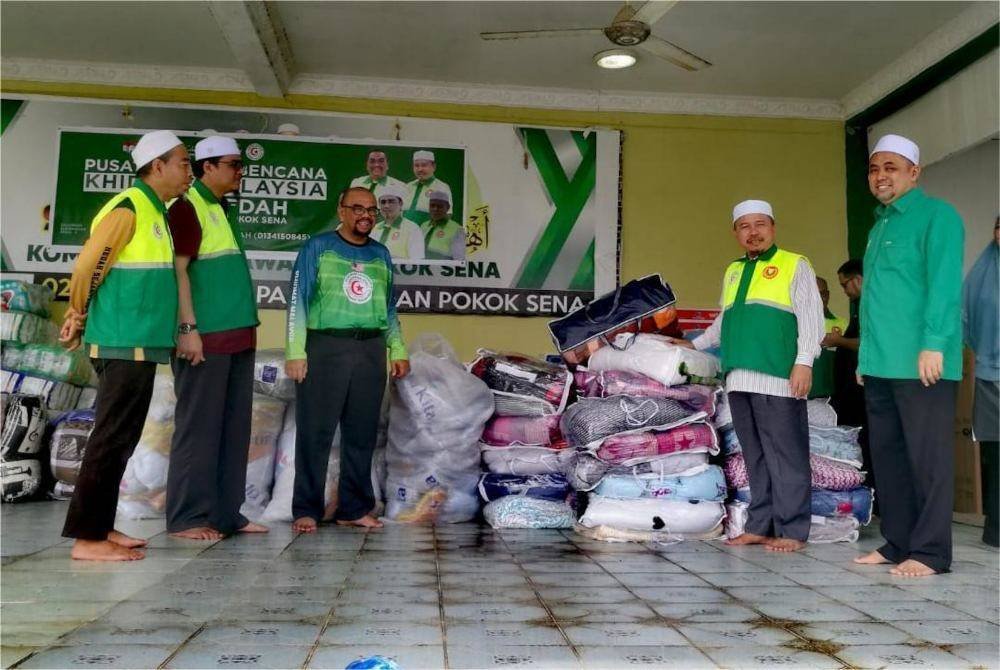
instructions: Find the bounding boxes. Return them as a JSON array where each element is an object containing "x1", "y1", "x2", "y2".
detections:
[
  {"x1": 579, "y1": 495, "x2": 725, "y2": 535},
  {"x1": 11, "y1": 344, "x2": 97, "y2": 387},
  {"x1": 76, "y1": 388, "x2": 97, "y2": 410},
  {"x1": 593, "y1": 464, "x2": 727, "y2": 502},
  {"x1": 595, "y1": 421, "x2": 719, "y2": 463},
  {"x1": 483, "y1": 496, "x2": 575, "y2": 529},
  {"x1": 568, "y1": 449, "x2": 710, "y2": 491},
  {"x1": 491, "y1": 391, "x2": 559, "y2": 417},
  {"x1": 481, "y1": 414, "x2": 566, "y2": 448},
  {"x1": 587, "y1": 333, "x2": 720, "y2": 388},
  {"x1": 713, "y1": 391, "x2": 733, "y2": 430},
  {"x1": 561, "y1": 395, "x2": 710, "y2": 449},
  {"x1": 478, "y1": 473, "x2": 571, "y2": 503},
  {"x1": 719, "y1": 426, "x2": 741, "y2": 456},
  {"x1": 117, "y1": 372, "x2": 175, "y2": 519},
  {"x1": 480, "y1": 444, "x2": 574, "y2": 476},
  {"x1": 253, "y1": 349, "x2": 296, "y2": 402},
  {"x1": 0, "y1": 311, "x2": 58, "y2": 345},
  {"x1": 807, "y1": 398, "x2": 838, "y2": 427},
  {"x1": 1, "y1": 394, "x2": 47, "y2": 502},
  {"x1": 724, "y1": 502, "x2": 860, "y2": 543},
  {"x1": 239, "y1": 394, "x2": 287, "y2": 522},
  {"x1": 0, "y1": 280, "x2": 54, "y2": 317},
  {"x1": 469, "y1": 350, "x2": 572, "y2": 411},
  {"x1": 575, "y1": 520, "x2": 722, "y2": 544},
  {"x1": 724, "y1": 452, "x2": 865, "y2": 492},
  {"x1": 575, "y1": 370, "x2": 719, "y2": 408},
  {"x1": 809, "y1": 425, "x2": 863, "y2": 468},
  {"x1": 386, "y1": 334, "x2": 494, "y2": 524},
  {"x1": 1, "y1": 459, "x2": 44, "y2": 502},
  {"x1": 733, "y1": 486, "x2": 874, "y2": 525},
  {"x1": 49, "y1": 409, "x2": 96, "y2": 487},
  {"x1": 52, "y1": 480, "x2": 75, "y2": 499},
  {"x1": 5, "y1": 372, "x2": 81, "y2": 412},
  {"x1": 261, "y1": 407, "x2": 341, "y2": 523}
]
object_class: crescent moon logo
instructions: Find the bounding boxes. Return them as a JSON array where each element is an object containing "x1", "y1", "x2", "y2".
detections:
[{"x1": 343, "y1": 271, "x2": 374, "y2": 304}]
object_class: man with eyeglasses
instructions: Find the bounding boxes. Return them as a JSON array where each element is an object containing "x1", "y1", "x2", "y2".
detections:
[
  {"x1": 165, "y1": 136, "x2": 266, "y2": 540},
  {"x1": 285, "y1": 186, "x2": 410, "y2": 533},
  {"x1": 371, "y1": 184, "x2": 425, "y2": 260},
  {"x1": 349, "y1": 150, "x2": 406, "y2": 201}
]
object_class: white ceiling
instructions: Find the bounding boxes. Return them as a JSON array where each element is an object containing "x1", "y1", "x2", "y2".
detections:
[{"x1": 1, "y1": 1, "x2": 996, "y2": 118}]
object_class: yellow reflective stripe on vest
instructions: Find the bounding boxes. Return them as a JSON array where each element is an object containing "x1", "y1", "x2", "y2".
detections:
[
  {"x1": 90, "y1": 186, "x2": 173, "y2": 266},
  {"x1": 186, "y1": 185, "x2": 240, "y2": 257},
  {"x1": 722, "y1": 248, "x2": 803, "y2": 311}
]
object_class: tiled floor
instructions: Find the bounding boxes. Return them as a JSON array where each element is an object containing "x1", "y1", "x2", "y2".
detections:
[{"x1": 1, "y1": 501, "x2": 997, "y2": 669}]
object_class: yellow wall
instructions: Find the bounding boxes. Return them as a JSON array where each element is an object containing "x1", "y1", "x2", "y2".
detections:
[{"x1": 6, "y1": 82, "x2": 848, "y2": 361}]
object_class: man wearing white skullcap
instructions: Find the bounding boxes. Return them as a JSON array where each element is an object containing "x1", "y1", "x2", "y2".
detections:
[
  {"x1": 59, "y1": 130, "x2": 192, "y2": 561},
  {"x1": 405, "y1": 149, "x2": 452, "y2": 224},
  {"x1": 854, "y1": 134, "x2": 964, "y2": 577},
  {"x1": 371, "y1": 183, "x2": 425, "y2": 260},
  {"x1": 420, "y1": 190, "x2": 465, "y2": 261},
  {"x1": 349, "y1": 149, "x2": 406, "y2": 202},
  {"x1": 675, "y1": 199, "x2": 824, "y2": 552},
  {"x1": 276, "y1": 123, "x2": 300, "y2": 136},
  {"x1": 164, "y1": 136, "x2": 267, "y2": 541}
]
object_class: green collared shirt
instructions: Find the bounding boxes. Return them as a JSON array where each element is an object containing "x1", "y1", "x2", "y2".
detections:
[
  {"x1": 859, "y1": 187, "x2": 964, "y2": 380},
  {"x1": 132, "y1": 178, "x2": 168, "y2": 215}
]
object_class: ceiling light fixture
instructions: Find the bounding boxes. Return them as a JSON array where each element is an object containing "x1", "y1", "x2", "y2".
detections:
[{"x1": 594, "y1": 49, "x2": 636, "y2": 69}]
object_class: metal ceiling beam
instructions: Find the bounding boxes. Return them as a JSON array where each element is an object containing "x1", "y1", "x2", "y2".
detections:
[{"x1": 207, "y1": 0, "x2": 295, "y2": 98}]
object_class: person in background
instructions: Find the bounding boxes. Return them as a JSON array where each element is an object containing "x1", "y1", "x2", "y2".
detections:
[
  {"x1": 854, "y1": 134, "x2": 964, "y2": 577},
  {"x1": 964, "y1": 217, "x2": 999, "y2": 547},
  {"x1": 371, "y1": 184, "x2": 425, "y2": 260},
  {"x1": 166, "y1": 135, "x2": 267, "y2": 540},
  {"x1": 810, "y1": 276, "x2": 847, "y2": 399},
  {"x1": 420, "y1": 190, "x2": 465, "y2": 261},
  {"x1": 58, "y1": 130, "x2": 191, "y2": 561},
  {"x1": 350, "y1": 150, "x2": 406, "y2": 201},
  {"x1": 405, "y1": 150, "x2": 452, "y2": 224}
]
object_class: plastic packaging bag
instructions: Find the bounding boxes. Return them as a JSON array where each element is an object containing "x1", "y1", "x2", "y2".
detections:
[
  {"x1": 117, "y1": 373, "x2": 175, "y2": 519},
  {"x1": 1, "y1": 395, "x2": 47, "y2": 502},
  {"x1": 579, "y1": 496, "x2": 725, "y2": 535},
  {"x1": 568, "y1": 449, "x2": 710, "y2": 491},
  {"x1": 0, "y1": 311, "x2": 58, "y2": 345},
  {"x1": 5, "y1": 344, "x2": 97, "y2": 387},
  {"x1": 809, "y1": 425, "x2": 863, "y2": 467},
  {"x1": 0, "y1": 280, "x2": 54, "y2": 317},
  {"x1": 596, "y1": 421, "x2": 719, "y2": 463},
  {"x1": 481, "y1": 444, "x2": 575, "y2": 476},
  {"x1": 253, "y1": 349, "x2": 296, "y2": 401},
  {"x1": 484, "y1": 496, "x2": 575, "y2": 529},
  {"x1": 49, "y1": 409, "x2": 96, "y2": 487},
  {"x1": 478, "y1": 473, "x2": 571, "y2": 503},
  {"x1": 239, "y1": 395, "x2": 287, "y2": 522},
  {"x1": 724, "y1": 452, "x2": 865, "y2": 492},
  {"x1": 481, "y1": 414, "x2": 566, "y2": 448},
  {"x1": 724, "y1": 502, "x2": 860, "y2": 543},
  {"x1": 2, "y1": 371, "x2": 81, "y2": 411},
  {"x1": 261, "y1": 407, "x2": 341, "y2": 522},
  {"x1": 561, "y1": 395, "x2": 708, "y2": 449},
  {"x1": 587, "y1": 333, "x2": 720, "y2": 387},
  {"x1": 386, "y1": 334, "x2": 494, "y2": 523},
  {"x1": 593, "y1": 464, "x2": 727, "y2": 502},
  {"x1": 732, "y1": 486, "x2": 874, "y2": 525},
  {"x1": 470, "y1": 350, "x2": 572, "y2": 410},
  {"x1": 807, "y1": 398, "x2": 838, "y2": 427}
]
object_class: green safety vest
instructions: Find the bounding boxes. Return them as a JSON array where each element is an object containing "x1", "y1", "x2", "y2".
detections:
[
  {"x1": 720, "y1": 246, "x2": 806, "y2": 378},
  {"x1": 184, "y1": 183, "x2": 259, "y2": 334},
  {"x1": 83, "y1": 185, "x2": 178, "y2": 349},
  {"x1": 374, "y1": 216, "x2": 419, "y2": 258},
  {"x1": 420, "y1": 218, "x2": 463, "y2": 260},
  {"x1": 811, "y1": 313, "x2": 849, "y2": 398}
]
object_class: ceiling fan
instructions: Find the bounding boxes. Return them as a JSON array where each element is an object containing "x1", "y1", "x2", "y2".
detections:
[{"x1": 480, "y1": 0, "x2": 711, "y2": 71}]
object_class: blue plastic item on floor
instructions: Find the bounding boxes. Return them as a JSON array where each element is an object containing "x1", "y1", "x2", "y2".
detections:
[{"x1": 346, "y1": 655, "x2": 401, "y2": 670}]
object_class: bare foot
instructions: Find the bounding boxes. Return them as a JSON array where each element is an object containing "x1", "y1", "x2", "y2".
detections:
[
  {"x1": 71, "y1": 539, "x2": 144, "y2": 561},
  {"x1": 766, "y1": 537, "x2": 805, "y2": 552},
  {"x1": 724, "y1": 533, "x2": 769, "y2": 546},
  {"x1": 238, "y1": 522, "x2": 269, "y2": 533},
  {"x1": 107, "y1": 530, "x2": 147, "y2": 548},
  {"x1": 853, "y1": 550, "x2": 892, "y2": 565},
  {"x1": 169, "y1": 526, "x2": 222, "y2": 540},
  {"x1": 890, "y1": 558, "x2": 937, "y2": 577},
  {"x1": 336, "y1": 514, "x2": 384, "y2": 529},
  {"x1": 293, "y1": 517, "x2": 318, "y2": 533}
]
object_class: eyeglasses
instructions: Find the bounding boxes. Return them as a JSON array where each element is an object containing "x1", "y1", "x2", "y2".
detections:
[
  {"x1": 217, "y1": 160, "x2": 244, "y2": 170},
  {"x1": 341, "y1": 204, "x2": 380, "y2": 217}
]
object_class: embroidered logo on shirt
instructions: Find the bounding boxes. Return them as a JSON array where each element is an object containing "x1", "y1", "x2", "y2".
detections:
[
  {"x1": 152, "y1": 223, "x2": 164, "y2": 239},
  {"x1": 343, "y1": 271, "x2": 374, "y2": 304},
  {"x1": 392, "y1": 231, "x2": 399, "y2": 240},
  {"x1": 762, "y1": 265, "x2": 779, "y2": 279}
]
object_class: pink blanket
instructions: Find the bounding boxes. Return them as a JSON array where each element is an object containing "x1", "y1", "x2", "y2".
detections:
[
  {"x1": 482, "y1": 414, "x2": 567, "y2": 449},
  {"x1": 723, "y1": 452, "x2": 864, "y2": 491},
  {"x1": 595, "y1": 422, "x2": 717, "y2": 463}
]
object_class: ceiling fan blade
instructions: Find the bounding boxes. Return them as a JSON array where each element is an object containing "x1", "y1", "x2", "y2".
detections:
[
  {"x1": 631, "y1": 1, "x2": 680, "y2": 26},
  {"x1": 639, "y1": 35, "x2": 712, "y2": 70},
  {"x1": 480, "y1": 28, "x2": 604, "y2": 41}
]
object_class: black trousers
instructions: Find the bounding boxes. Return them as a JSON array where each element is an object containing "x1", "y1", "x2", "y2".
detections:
[
  {"x1": 981, "y1": 441, "x2": 998, "y2": 547},
  {"x1": 728, "y1": 391, "x2": 812, "y2": 542},
  {"x1": 864, "y1": 376, "x2": 956, "y2": 572},
  {"x1": 62, "y1": 358, "x2": 157, "y2": 540},
  {"x1": 293, "y1": 331, "x2": 386, "y2": 523},
  {"x1": 166, "y1": 349, "x2": 254, "y2": 534}
]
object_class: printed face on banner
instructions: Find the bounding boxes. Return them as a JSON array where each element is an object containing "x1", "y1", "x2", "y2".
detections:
[{"x1": 367, "y1": 151, "x2": 388, "y2": 179}]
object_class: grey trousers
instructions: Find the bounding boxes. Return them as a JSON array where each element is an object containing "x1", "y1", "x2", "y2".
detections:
[
  {"x1": 865, "y1": 376, "x2": 956, "y2": 573},
  {"x1": 167, "y1": 350, "x2": 254, "y2": 534},
  {"x1": 293, "y1": 331, "x2": 386, "y2": 523},
  {"x1": 729, "y1": 391, "x2": 812, "y2": 542}
]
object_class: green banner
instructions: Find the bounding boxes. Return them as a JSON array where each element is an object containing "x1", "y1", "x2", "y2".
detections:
[{"x1": 51, "y1": 129, "x2": 465, "y2": 252}]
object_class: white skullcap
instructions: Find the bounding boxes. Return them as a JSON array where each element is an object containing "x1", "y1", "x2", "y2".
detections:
[
  {"x1": 413, "y1": 150, "x2": 435, "y2": 162},
  {"x1": 276, "y1": 123, "x2": 300, "y2": 135},
  {"x1": 194, "y1": 136, "x2": 240, "y2": 161},
  {"x1": 732, "y1": 199, "x2": 773, "y2": 223},
  {"x1": 378, "y1": 184, "x2": 407, "y2": 202},
  {"x1": 870, "y1": 134, "x2": 920, "y2": 165},
  {"x1": 132, "y1": 130, "x2": 183, "y2": 170},
  {"x1": 428, "y1": 189, "x2": 450, "y2": 205}
]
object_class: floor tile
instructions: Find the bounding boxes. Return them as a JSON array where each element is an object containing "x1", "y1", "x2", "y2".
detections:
[
  {"x1": 650, "y1": 603, "x2": 760, "y2": 623},
  {"x1": 637, "y1": 587, "x2": 733, "y2": 604},
  {"x1": 333, "y1": 603, "x2": 440, "y2": 623},
  {"x1": 164, "y1": 643, "x2": 311, "y2": 669},
  {"x1": 947, "y1": 643, "x2": 1000, "y2": 668},
  {"x1": 752, "y1": 601, "x2": 867, "y2": 622},
  {"x1": 847, "y1": 600, "x2": 974, "y2": 622},
  {"x1": 440, "y1": 573, "x2": 530, "y2": 588},
  {"x1": 17, "y1": 644, "x2": 175, "y2": 669},
  {"x1": 444, "y1": 603, "x2": 550, "y2": 623},
  {"x1": 0, "y1": 622, "x2": 84, "y2": 647},
  {"x1": 696, "y1": 572, "x2": 798, "y2": 588},
  {"x1": 675, "y1": 622, "x2": 798, "y2": 647},
  {"x1": 336, "y1": 584, "x2": 441, "y2": 604},
  {"x1": 445, "y1": 622, "x2": 566, "y2": 646},
  {"x1": 322, "y1": 621, "x2": 442, "y2": 646},
  {"x1": 724, "y1": 586, "x2": 831, "y2": 603},
  {"x1": 785, "y1": 570, "x2": 878, "y2": 586},
  {"x1": 216, "y1": 600, "x2": 332, "y2": 622},
  {"x1": 529, "y1": 572, "x2": 620, "y2": 587},
  {"x1": 0, "y1": 646, "x2": 38, "y2": 668},
  {"x1": 812, "y1": 584, "x2": 925, "y2": 602},
  {"x1": 798, "y1": 621, "x2": 914, "y2": 646},
  {"x1": 446, "y1": 644, "x2": 579, "y2": 669},
  {"x1": 58, "y1": 622, "x2": 200, "y2": 646},
  {"x1": 548, "y1": 602, "x2": 658, "y2": 624},
  {"x1": 612, "y1": 573, "x2": 709, "y2": 588},
  {"x1": 308, "y1": 645, "x2": 445, "y2": 670},
  {"x1": 577, "y1": 644, "x2": 716, "y2": 669},
  {"x1": 194, "y1": 621, "x2": 322, "y2": 646},
  {"x1": 945, "y1": 599, "x2": 1000, "y2": 622},
  {"x1": 701, "y1": 645, "x2": 842, "y2": 669},
  {"x1": 444, "y1": 587, "x2": 538, "y2": 604},
  {"x1": 562, "y1": 622, "x2": 688, "y2": 646},
  {"x1": 835, "y1": 644, "x2": 966, "y2": 669},
  {"x1": 889, "y1": 619, "x2": 999, "y2": 645},
  {"x1": 537, "y1": 586, "x2": 638, "y2": 604}
]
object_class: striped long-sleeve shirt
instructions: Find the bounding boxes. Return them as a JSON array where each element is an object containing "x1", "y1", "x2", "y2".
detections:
[{"x1": 693, "y1": 258, "x2": 824, "y2": 398}]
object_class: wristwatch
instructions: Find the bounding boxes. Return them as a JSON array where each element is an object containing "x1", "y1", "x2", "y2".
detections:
[{"x1": 177, "y1": 322, "x2": 198, "y2": 334}]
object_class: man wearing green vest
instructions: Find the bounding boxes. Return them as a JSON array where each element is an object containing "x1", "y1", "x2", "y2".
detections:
[
  {"x1": 349, "y1": 150, "x2": 406, "y2": 201},
  {"x1": 371, "y1": 184, "x2": 425, "y2": 260},
  {"x1": 165, "y1": 136, "x2": 267, "y2": 540},
  {"x1": 420, "y1": 190, "x2": 465, "y2": 261},
  {"x1": 854, "y1": 134, "x2": 964, "y2": 577},
  {"x1": 676, "y1": 199, "x2": 824, "y2": 553},
  {"x1": 59, "y1": 130, "x2": 191, "y2": 561},
  {"x1": 405, "y1": 150, "x2": 452, "y2": 224},
  {"x1": 810, "y1": 276, "x2": 848, "y2": 399}
]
